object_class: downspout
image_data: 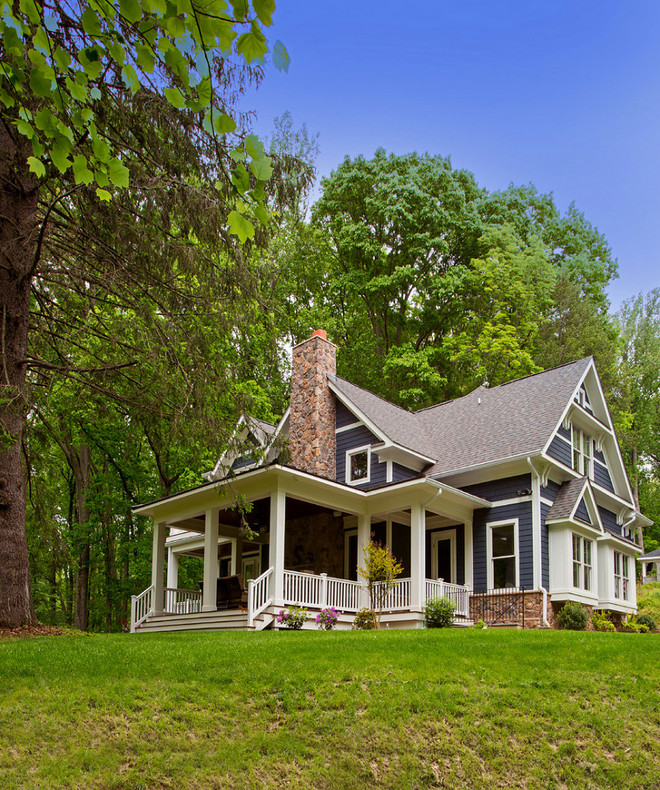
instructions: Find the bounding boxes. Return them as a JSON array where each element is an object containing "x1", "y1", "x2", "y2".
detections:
[{"x1": 527, "y1": 457, "x2": 551, "y2": 628}]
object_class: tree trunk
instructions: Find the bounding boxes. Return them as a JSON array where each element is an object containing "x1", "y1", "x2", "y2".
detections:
[
  {"x1": 73, "y1": 444, "x2": 91, "y2": 631},
  {"x1": 0, "y1": 121, "x2": 39, "y2": 628}
]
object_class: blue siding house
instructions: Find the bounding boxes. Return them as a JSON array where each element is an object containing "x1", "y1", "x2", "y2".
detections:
[{"x1": 132, "y1": 330, "x2": 650, "y2": 632}]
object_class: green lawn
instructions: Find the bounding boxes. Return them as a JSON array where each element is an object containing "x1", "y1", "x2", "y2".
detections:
[{"x1": 1, "y1": 629, "x2": 658, "y2": 789}]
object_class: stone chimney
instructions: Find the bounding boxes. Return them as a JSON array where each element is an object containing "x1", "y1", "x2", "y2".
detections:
[{"x1": 289, "y1": 330, "x2": 337, "y2": 479}]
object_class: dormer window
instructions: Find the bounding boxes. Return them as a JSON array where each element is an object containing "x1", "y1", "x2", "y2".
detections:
[
  {"x1": 571, "y1": 425, "x2": 593, "y2": 479},
  {"x1": 347, "y1": 446, "x2": 370, "y2": 485}
]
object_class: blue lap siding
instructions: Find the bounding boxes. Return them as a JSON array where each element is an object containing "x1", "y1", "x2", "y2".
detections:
[
  {"x1": 335, "y1": 424, "x2": 387, "y2": 487},
  {"x1": 593, "y1": 460, "x2": 614, "y2": 492},
  {"x1": 598, "y1": 506, "x2": 621, "y2": 536},
  {"x1": 393, "y1": 462, "x2": 418, "y2": 482},
  {"x1": 540, "y1": 502, "x2": 550, "y2": 589},
  {"x1": 547, "y1": 434, "x2": 572, "y2": 467},
  {"x1": 466, "y1": 477, "x2": 534, "y2": 592},
  {"x1": 575, "y1": 498, "x2": 591, "y2": 524},
  {"x1": 336, "y1": 399, "x2": 360, "y2": 429}
]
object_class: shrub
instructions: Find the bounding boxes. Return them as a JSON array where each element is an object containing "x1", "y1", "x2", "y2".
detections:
[
  {"x1": 316, "y1": 607, "x2": 341, "y2": 630},
  {"x1": 556, "y1": 601, "x2": 589, "y2": 631},
  {"x1": 424, "y1": 596, "x2": 456, "y2": 628},
  {"x1": 472, "y1": 619, "x2": 487, "y2": 629},
  {"x1": 352, "y1": 608, "x2": 376, "y2": 630},
  {"x1": 622, "y1": 616, "x2": 649, "y2": 634},
  {"x1": 276, "y1": 605, "x2": 308, "y2": 630},
  {"x1": 592, "y1": 610, "x2": 616, "y2": 632},
  {"x1": 636, "y1": 613, "x2": 657, "y2": 632}
]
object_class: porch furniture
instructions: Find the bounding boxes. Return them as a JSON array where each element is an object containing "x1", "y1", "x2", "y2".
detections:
[{"x1": 199, "y1": 575, "x2": 248, "y2": 609}]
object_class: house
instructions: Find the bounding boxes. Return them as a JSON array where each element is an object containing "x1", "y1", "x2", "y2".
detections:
[
  {"x1": 638, "y1": 548, "x2": 660, "y2": 584},
  {"x1": 131, "y1": 330, "x2": 650, "y2": 632}
]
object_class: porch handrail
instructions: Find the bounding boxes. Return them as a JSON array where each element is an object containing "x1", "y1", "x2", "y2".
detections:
[
  {"x1": 130, "y1": 585, "x2": 154, "y2": 633},
  {"x1": 377, "y1": 577, "x2": 411, "y2": 611},
  {"x1": 425, "y1": 579, "x2": 471, "y2": 618},
  {"x1": 282, "y1": 569, "x2": 362, "y2": 612},
  {"x1": 164, "y1": 587, "x2": 202, "y2": 614},
  {"x1": 247, "y1": 566, "x2": 273, "y2": 627}
]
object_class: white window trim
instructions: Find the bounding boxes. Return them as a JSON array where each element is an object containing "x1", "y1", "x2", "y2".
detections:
[
  {"x1": 486, "y1": 519, "x2": 519, "y2": 591},
  {"x1": 572, "y1": 533, "x2": 593, "y2": 592},
  {"x1": 431, "y1": 529, "x2": 457, "y2": 584},
  {"x1": 614, "y1": 550, "x2": 630, "y2": 601},
  {"x1": 346, "y1": 445, "x2": 371, "y2": 485}
]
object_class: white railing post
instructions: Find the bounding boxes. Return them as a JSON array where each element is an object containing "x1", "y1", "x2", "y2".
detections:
[
  {"x1": 247, "y1": 578, "x2": 255, "y2": 628},
  {"x1": 320, "y1": 573, "x2": 328, "y2": 609},
  {"x1": 130, "y1": 595, "x2": 137, "y2": 633}
]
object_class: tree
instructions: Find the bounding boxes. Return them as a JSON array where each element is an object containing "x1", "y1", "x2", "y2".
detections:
[
  {"x1": 0, "y1": 0, "x2": 289, "y2": 628},
  {"x1": 303, "y1": 151, "x2": 619, "y2": 407},
  {"x1": 615, "y1": 290, "x2": 660, "y2": 547},
  {"x1": 357, "y1": 540, "x2": 403, "y2": 629}
]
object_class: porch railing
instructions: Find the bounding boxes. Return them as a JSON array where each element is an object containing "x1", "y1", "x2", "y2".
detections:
[
  {"x1": 130, "y1": 585, "x2": 154, "y2": 632},
  {"x1": 377, "y1": 578, "x2": 411, "y2": 611},
  {"x1": 247, "y1": 567, "x2": 273, "y2": 627},
  {"x1": 282, "y1": 570, "x2": 362, "y2": 612},
  {"x1": 164, "y1": 587, "x2": 202, "y2": 614},
  {"x1": 426, "y1": 579, "x2": 471, "y2": 618}
]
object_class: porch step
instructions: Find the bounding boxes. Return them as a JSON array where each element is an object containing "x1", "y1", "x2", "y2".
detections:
[{"x1": 137, "y1": 609, "x2": 250, "y2": 633}]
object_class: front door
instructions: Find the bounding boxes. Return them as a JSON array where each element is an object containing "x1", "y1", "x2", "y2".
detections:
[{"x1": 431, "y1": 529, "x2": 456, "y2": 583}]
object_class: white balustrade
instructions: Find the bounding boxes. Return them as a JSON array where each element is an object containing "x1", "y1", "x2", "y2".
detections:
[
  {"x1": 326, "y1": 577, "x2": 361, "y2": 611},
  {"x1": 376, "y1": 578, "x2": 411, "y2": 611},
  {"x1": 426, "y1": 579, "x2": 470, "y2": 618},
  {"x1": 248, "y1": 567, "x2": 273, "y2": 627},
  {"x1": 282, "y1": 570, "x2": 362, "y2": 613},
  {"x1": 130, "y1": 585, "x2": 154, "y2": 632},
  {"x1": 164, "y1": 587, "x2": 202, "y2": 614}
]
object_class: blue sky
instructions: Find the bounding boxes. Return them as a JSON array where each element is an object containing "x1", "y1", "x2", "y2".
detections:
[{"x1": 246, "y1": 1, "x2": 660, "y2": 309}]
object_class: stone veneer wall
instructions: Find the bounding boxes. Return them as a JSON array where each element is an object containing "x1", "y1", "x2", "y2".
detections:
[
  {"x1": 289, "y1": 332, "x2": 337, "y2": 480},
  {"x1": 284, "y1": 511, "x2": 345, "y2": 578},
  {"x1": 470, "y1": 590, "x2": 556, "y2": 629}
]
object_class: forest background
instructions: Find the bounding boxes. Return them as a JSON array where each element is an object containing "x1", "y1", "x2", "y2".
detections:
[{"x1": 2, "y1": 2, "x2": 659, "y2": 632}]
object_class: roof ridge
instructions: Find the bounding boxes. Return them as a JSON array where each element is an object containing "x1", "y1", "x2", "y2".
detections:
[
  {"x1": 330, "y1": 375, "x2": 417, "y2": 417},
  {"x1": 498, "y1": 357, "x2": 592, "y2": 389}
]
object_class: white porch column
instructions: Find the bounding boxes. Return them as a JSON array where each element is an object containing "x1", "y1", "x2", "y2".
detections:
[
  {"x1": 202, "y1": 508, "x2": 219, "y2": 612},
  {"x1": 270, "y1": 489, "x2": 286, "y2": 605},
  {"x1": 464, "y1": 515, "x2": 474, "y2": 590},
  {"x1": 167, "y1": 547, "x2": 179, "y2": 590},
  {"x1": 151, "y1": 521, "x2": 167, "y2": 615},
  {"x1": 357, "y1": 513, "x2": 371, "y2": 608},
  {"x1": 230, "y1": 539, "x2": 237, "y2": 575},
  {"x1": 410, "y1": 503, "x2": 425, "y2": 612}
]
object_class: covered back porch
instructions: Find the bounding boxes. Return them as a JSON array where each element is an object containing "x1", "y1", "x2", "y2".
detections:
[{"x1": 131, "y1": 465, "x2": 489, "y2": 632}]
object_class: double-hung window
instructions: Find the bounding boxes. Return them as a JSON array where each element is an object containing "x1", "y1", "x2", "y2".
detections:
[
  {"x1": 571, "y1": 426, "x2": 593, "y2": 478},
  {"x1": 490, "y1": 523, "x2": 517, "y2": 589},
  {"x1": 614, "y1": 552, "x2": 630, "y2": 600},
  {"x1": 572, "y1": 534, "x2": 592, "y2": 591}
]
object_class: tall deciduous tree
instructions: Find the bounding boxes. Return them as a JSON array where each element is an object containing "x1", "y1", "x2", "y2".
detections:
[{"x1": 0, "y1": 0, "x2": 289, "y2": 628}]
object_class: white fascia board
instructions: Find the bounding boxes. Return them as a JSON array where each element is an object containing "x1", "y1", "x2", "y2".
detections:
[
  {"x1": 431, "y1": 450, "x2": 541, "y2": 481},
  {"x1": 596, "y1": 533, "x2": 643, "y2": 554},
  {"x1": 545, "y1": 518, "x2": 603, "y2": 539},
  {"x1": 327, "y1": 381, "x2": 435, "y2": 466},
  {"x1": 373, "y1": 442, "x2": 432, "y2": 472}
]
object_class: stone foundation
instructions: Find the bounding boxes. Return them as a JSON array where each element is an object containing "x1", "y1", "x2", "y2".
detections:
[{"x1": 470, "y1": 590, "x2": 555, "y2": 629}]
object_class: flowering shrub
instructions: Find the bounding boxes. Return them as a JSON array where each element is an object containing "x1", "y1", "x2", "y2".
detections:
[
  {"x1": 592, "y1": 610, "x2": 616, "y2": 632},
  {"x1": 276, "y1": 605, "x2": 308, "y2": 630},
  {"x1": 316, "y1": 607, "x2": 341, "y2": 630}
]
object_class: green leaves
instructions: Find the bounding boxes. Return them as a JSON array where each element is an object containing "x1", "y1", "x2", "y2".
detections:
[
  {"x1": 27, "y1": 156, "x2": 45, "y2": 178},
  {"x1": 227, "y1": 210, "x2": 255, "y2": 243},
  {"x1": 119, "y1": 0, "x2": 143, "y2": 25},
  {"x1": 236, "y1": 21, "x2": 268, "y2": 63},
  {"x1": 29, "y1": 67, "x2": 54, "y2": 98},
  {"x1": 253, "y1": 0, "x2": 275, "y2": 26},
  {"x1": 108, "y1": 159, "x2": 130, "y2": 188},
  {"x1": 163, "y1": 87, "x2": 185, "y2": 108},
  {"x1": 272, "y1": 39, "x2": 289, "y2": 72},
  {"x1": 73, "y1": 155, "x2": 94, "y2": 185}
]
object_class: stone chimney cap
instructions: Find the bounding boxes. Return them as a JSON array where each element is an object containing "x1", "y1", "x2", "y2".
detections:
[{"x1": 292, "y1": 329, "x2": 338, "y2": 350}]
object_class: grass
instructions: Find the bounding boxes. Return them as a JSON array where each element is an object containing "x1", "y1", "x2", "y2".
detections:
[
  {"x1": 637, "y1": 581, "x2": 660, "y2": 625},
  {"x1": 1, "y1": 629, "x2": 659, "y2": 789}
]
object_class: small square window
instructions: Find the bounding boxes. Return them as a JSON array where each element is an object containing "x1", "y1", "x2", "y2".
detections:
[{"x1": 347, "y1": 447, "x2": 370, "y2": 484}]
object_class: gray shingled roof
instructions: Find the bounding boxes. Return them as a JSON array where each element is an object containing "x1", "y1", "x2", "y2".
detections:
[
  {"x1": 330, "y1": 358, "x2": 592, "y2": 477},
  {"x1": 546, "y1": 478, "x2": 588, "y2": 521},
  {"x1": 639, "y1": 548, "x2": 660, "y2": 560}
]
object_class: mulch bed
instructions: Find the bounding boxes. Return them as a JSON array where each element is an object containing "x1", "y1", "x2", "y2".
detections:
[{"x1": 0, "y1": 625, "x2": 76, "y2": 640}]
